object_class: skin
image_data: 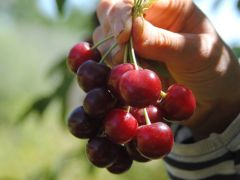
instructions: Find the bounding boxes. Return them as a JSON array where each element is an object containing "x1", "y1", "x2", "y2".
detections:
[{"x1": 93, "y1": 0, "x2": 240, "y2": 140}]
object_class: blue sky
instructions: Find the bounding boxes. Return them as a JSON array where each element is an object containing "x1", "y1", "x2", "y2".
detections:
[
  {"x1": 196, "y1": 0, "x2": 240, "y2": 46},
  {"x1": 37, "y1": 0, "x2": 240, "y2": 45}
]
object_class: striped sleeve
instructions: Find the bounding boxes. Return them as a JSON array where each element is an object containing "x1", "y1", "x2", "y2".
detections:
[{"x1": 164, "y1": 113, "x2": 240, "y2": 180}]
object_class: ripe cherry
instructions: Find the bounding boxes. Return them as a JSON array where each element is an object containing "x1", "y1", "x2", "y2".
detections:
[
  {"x1": 67, "y1": 106, "x2": 101, "y2": 139},
  {"x1": 125, "y1": 140, "x2": 150, "y2": 162},
  {"x1": 136, "y1": 122, "x2": 174, "y2": 159},
  {"x1": 67, "y1": 42, "x2": 101, "y2": 73},
  {"x1": 83, "y1": 88, "x2": 116, "y2": 118},
  {"x1": 119, "y1": 69, "x2": 162, "y2": 108},
  {"x1": 77, "y1": 60, "x2": 110, "y2": 92},
  {"x1": 160, "y1": 84, "x2": 196, "y2": 121},
  {"x1": 130, "y1": 105, "x2": 163, "y2": 126},
  {"x1": 108, "y1": 63, "x2": 135, "y2": 97},
  {"x1": 104, "y1": 108, "x2": 138, "y2": 144},
  {"x1": 107, "y1": 146, "x2": 133, "y2": 174},
  {"x1": 86, "y1": 137, "x2": 120, "y2": 168}
]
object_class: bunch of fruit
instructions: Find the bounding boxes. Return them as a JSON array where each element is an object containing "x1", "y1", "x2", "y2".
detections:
[{"x1": 66, "y1": 0, "x2": 196, "y2": 175}]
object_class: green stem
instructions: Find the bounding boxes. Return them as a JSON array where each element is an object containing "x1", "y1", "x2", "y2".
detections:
[
  {"x1": 160, "y1": 91, "x2": 167, "y2": 98},
  {"x1": 129, "y1": 37, "x2": 139, "y2": 70},
  {"x1": 99, "y1": 42, "x2": 118, "y2": 64},
  {"x1": 123, "y1": 44, "x2": 129, "y2": 63},
  {"x1": 133, "y1": 0, "x2": 144, "y2": 17},
  {"x1": 91, "y1": 35, "x2": 114, "y2": 50},
  {"x1": 144, "y1": 108, "x2": 151, "y2": 125}
]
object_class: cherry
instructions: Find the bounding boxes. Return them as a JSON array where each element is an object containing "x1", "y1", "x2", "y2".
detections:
[
  {"x1": 67, "y1": 106, "x2": 101, "y2": 139},
  {"x1": 86, "y1": 137, "x2": 120, "y2": 168},
  {"x1": 104, "y1": 108, "x2": 138, "y2": 144},
  {"x1": 108, "y1": 63, "x2": 135, "y2": 97},
  {"x1": 160, "y1": 84, "x2": 196, "y2": 121},
  {"x1": 107, "y1": 146, "x2": 133, "y2": 174},
  {"x1": 125, "y1": 140, "x2": 150, "y2": 162},
  {"x1": 77, "y1": 60, "x2": 111, "y2": 92},
  {"x1": 67, "y1": 42, "x2": 101, "y2": 73},
  {"x1": 83, "y1": 88, "x2": 116, "y2": 118},
  {"x1": 119, "y1": 69, "x2": 162, "y2": 108},
  {"x1": 135, "y1": 122, "x2": 174, "y2": 159},
  {"x1": 130, "y1": 105, "x2": 163, "y2": 126}
]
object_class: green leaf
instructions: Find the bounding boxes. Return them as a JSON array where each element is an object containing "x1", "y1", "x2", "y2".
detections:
[
  {"x1": 56, "y1": 0, "x2": 66, "y2": 15},
  {"x1": 47, "y1": 57, "x2": 68, "y2": 78},
  {"x1": 238, "y1": 0, "x2": 240, "y2": 12},
  {"x1": 232, "y1": 46, "x2": 240, "y2": 59},
  {"x1": 17, "y1": 96, "x2": 53, "y2": 124}
]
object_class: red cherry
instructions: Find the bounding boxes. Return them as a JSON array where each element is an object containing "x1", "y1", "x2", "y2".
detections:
[
  {"x1": 125, "y1": 140, "x2": 150, "y2": 162},
  {"x1": 136, "y1": 122, "x2": 174, "y2": 159},
  {"x1": 86, "y1": 137, "x2": 120, "y2": 168},
  {"x1": 160, "y1": 84, "x2": 196, "y2": 121},
  {"x1": 130, "y1": 105, "x2": 163, "y2": 125},
  {"x1": 104, "y1": 108, "x2": 138, "y2": 144},
  {"x1": 108, "y1": 63, "x2": 135, "y2": 97},
  {"x1": 107, "y1": 146, "x2": 133, "y2": 174},
  {"x1": 119, "y1": 69, "x2": 162, "y2": 108},
  {"x1": 67, "y1": 106, "x2": 101, "y2": 139},
  {"x1": 67, "y1": 42, "x2": 101, "y2": 73},
  {"x1": 77, "y1": 60, "x2": 110, "y2": 92},
  {"x1": 83, "y1": 88, "x2": 116, "y2": 118}
]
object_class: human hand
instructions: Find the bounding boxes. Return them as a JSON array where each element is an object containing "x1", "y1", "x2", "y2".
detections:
[{"x1": 93, "y1": 0, "x2": 240, "y2": 139}]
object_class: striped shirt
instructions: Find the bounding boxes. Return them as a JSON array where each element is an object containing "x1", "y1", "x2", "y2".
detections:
[{"x1": 164, "y1": 113, "x2": 240, "y2": 180}]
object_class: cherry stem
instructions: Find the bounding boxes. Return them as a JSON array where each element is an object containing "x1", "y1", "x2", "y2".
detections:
[
  {"x1": 99, "y1": 42, "x2": 118, "y2": 64},
  {"x1": 133, "y1": 0, "x2": 144, "y2": 17},
  {"x1": 127, "y1": 106, "x2": 131, "y2": 113},
  {"x1": 123, "y1": 44, "x2": 129, "y2": 63},
  {"x1": 160, "y1": 91, "x2": 167, "y2": 98},
  {"x1": 129, "y1": 37, "x2": 139, "y2": 70},
  {"x1": 91, "y1": 35, "x2": 114, "y2": 50},
  {"x1": 143, "y1": 108, "x2": 151, "y2": 125}
]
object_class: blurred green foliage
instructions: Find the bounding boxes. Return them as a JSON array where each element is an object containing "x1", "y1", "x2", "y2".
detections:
[{"x1": 0, "y1": 0, "x2": 240, "y2": 179}]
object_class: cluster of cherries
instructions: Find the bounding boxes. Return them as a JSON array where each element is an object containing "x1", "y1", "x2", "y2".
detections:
[{"x1": 66, "y1": 40, "x2": 196, "y2": 174}]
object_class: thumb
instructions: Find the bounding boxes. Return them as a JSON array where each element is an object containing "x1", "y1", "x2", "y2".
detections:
[{"x1": 132, "y1": 17, "x2": 206, "y2": 64}]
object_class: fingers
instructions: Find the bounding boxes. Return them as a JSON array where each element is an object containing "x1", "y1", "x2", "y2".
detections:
[
  {"x1": 97, "y1": 0, "x2": 133, "y2": 44},
  {"x1": 132, "y1": 17, "x2": 216, "y2": 66},
  {"x1": 109, "y1": 0, "x2": 133, "y2": 44},
  {"x1": 92, "y1": 26, "x2": 124, "y2": 67},
  {"x1": 144, "y1": 0, "x2": 194, "y2": 32},
  {"x1": 93, "y1": 0, "x2": 134, "y2": 66},
  {"x1": 96, "y1": 0, "x2": 114, "y2": 34}
]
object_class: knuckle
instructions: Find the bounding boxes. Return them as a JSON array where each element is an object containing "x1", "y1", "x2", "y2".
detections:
[
  {"x1": 96, "y1": 0, "x2": 112, "y2": 20},
  {"x1": 200, "y1": 33, "x2": 219, "y2": 60},
  {"x1": 97, "y1": 0, "x2": 111, "y2": 12}
]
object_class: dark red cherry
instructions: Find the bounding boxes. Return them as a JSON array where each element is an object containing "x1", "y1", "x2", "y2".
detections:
[
  {"x1": 136, "y1": 122, "x2": 174, "y2": 159},
  {"x1": 130, "y1": 105, "x2": 163, "y2": 125},
  {"x1": 104, "y1": 108, "x2": 138, "y2": 144},
  {"x1": 160, "y1": 84, "x2": 196, "y2": 121},
  {"x1": 83, "y1": 88, "x2": 116, "y2": 118},
  {"x1": 77, "y1": 60, "x2": 111, "y2": 92},
  {"x1": 67, "y1": 42, "x2": 101, "y2": 73},
  {"x1": 67, "y1": 106, "x2": 101, "y2": 139},
  {"x1": 108, "y1": 63, "x2": 135, "y2": 97},
  {"x1": 119, "y1": 69, "x2": 162, "y2": 108},
  {"x1": 86, "y1": 137, "x2": 120, "y2": 168},
  {"x1": 125, "y1": 140, "x2": 150, "y2": 162},
  {"x1": 107, "y1": 146, "x2": 133, "y2": 174}
]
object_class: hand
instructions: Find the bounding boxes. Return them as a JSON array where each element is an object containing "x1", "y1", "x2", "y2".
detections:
[{"x1": 93, "y1": 0, "x2": 240, "y2": 140}]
